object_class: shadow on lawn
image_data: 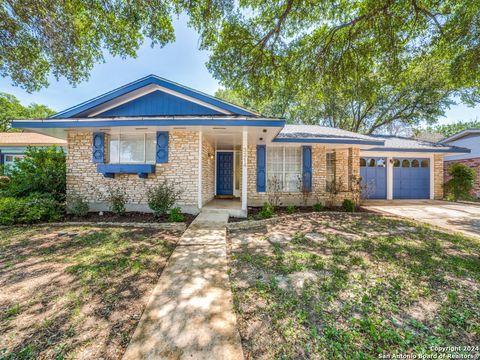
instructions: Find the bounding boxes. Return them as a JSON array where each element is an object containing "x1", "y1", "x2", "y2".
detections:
[{"x1": 0, "y1": 226, "x2": 177, "y2": 359}]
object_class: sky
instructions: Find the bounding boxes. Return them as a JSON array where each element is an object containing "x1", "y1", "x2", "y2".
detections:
[{"x1": 0, "y1": 16, "x2": 478, "y2": 125}]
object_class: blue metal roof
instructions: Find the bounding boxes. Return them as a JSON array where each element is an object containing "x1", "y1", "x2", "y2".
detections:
[{"x1": 51, "y1": 74, "x2": 258, "y2": 118}]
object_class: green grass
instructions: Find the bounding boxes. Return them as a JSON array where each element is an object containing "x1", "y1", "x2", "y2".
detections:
[
  {"x1": 228, "y1": 213, "x2": 480, "y2": 359},
  {"x1": 0, "y1": 225, "x2": 178, "y2": 359}
]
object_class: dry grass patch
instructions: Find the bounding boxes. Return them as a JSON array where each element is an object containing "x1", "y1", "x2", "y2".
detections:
[
  {"x1": 228, "y1": 213, "x2": 480, "y2": 359},
  {"x1": 0, "y1": 225, "x2": 179, "y2": 359}
]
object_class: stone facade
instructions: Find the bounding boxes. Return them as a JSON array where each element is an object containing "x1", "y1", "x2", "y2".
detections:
[
  {"x1": 67, "y1": 131, "x2": 200, "y2": 213},
  {"x1": 444, "y1": 156, "x2": 480, "y2": 198},
  {"x1": 201, "y1": 137, "x2": 215, "y2": 205},
  {"x1": 247, "y1": 144, "x2": 360, "y2": 206},
  {"x1": 433, "y1": 154, "x2": 444, "y2": 199}
]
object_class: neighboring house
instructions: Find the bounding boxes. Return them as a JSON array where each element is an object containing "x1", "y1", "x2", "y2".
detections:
[
  {"x1": 0, "y1": 132, "x2": 67, "y2": 169},
  {"x1": 441, "y1": 129, "x2": 480, "y2": 198},
  {"x1": 12, "y1": 75, "x2": 468, "y2": 217}
]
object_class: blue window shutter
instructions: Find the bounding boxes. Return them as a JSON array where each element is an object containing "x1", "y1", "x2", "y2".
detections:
[
  {"x1": 92, "y1": 132, "x2": 105, "y2": 163},
  {"x1": 302, "y1": 146, "x2": 312, "y2": 192},
  {"x1": 257, "y1": 145, "x2": 266, "y2": 192},
  {"x1": 156, "y1": 131, "x2": 169, "y2": 163},
  {"x1": 0, "y1": 153, "x2": 3, "y2": 165}
]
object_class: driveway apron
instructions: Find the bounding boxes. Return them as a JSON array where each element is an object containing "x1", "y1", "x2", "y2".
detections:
[{"x1": 123, "y1": 210, "x2": 244, "y2": 360}]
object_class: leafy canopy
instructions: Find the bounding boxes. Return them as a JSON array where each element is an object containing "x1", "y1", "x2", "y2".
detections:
[
  {"x1": 0, "y1": 92, "x2": 55, "y2": 131},
  {"x1": 1, "y1": 0, "x2": 479, "y2": 133},
  {"x1": 206, "y1": 0, "x2": 480, "y2": 133}
]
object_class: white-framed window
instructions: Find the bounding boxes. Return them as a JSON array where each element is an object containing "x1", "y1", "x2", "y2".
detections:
[
  {"x1": 266, "y1": 146, "x2": 302, "y2": 192},
  {"x1": 326, "y1": 152, "x2": 335, "y2": 190},
  {"x1": 4, "y1": 154, "x2": 25, "y2": 167},
  {"x1": 109, "y1": 133, "x2": 156, "y2": 164}
]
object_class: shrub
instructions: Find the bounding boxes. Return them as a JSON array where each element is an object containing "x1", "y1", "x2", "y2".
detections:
[
  {"x1": 286, "y1": 205, "x2": 296, "y2": 214},
  {"x1": 256, "y1": 202, "x2": 274, "y2": 220},
  {"x1": 313, "y1": 202, "x2": 324, "y2": 212},
  {"x1": 1, "y1": 146, "x2": 66, "y2": 201},
  {"x1": 0, "y1": 194, "x2": 63, "y2": 225},
  {"x1": 342, "y1": 199, "x2": 356, "y2": 212},
  {"x1": 147, "y1": 180, "x2": 183, "y2": 217},
  {"x1": 445, "y1": 163, "x2": 477, "y2": 200},
  {"x1": 169, "y1": 207, "x2": 185, "y2": 222},
  {"x1": 106, "y1": 187, "x2": 126, "y2": 215},
  {"x1": 67, "y1": 194, "x2": 89, "y2": 217}
]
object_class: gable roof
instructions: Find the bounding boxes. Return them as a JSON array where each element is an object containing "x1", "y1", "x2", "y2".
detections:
[
  {"x1": 441, "y1": 129, "x2": 480, "y2": 143},
  {"x1": 274, "y1": 125, "x2": 385, "y2": 145},
  {"x1": 51, "y1": 74, "x2": 258, "y2": 118},
  {"x1": 0, "y1": 132, "x2": 66, "y2": 146},
  {"x1": 364, "y1": 135, "x2": 470, "y2": 153}
]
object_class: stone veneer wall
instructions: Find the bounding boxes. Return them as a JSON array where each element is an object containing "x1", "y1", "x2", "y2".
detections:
[
  {"x1": 433, "y1": 154, "x2": 444, "y2": 200},
  {"x1": 444, "y1": 157, "x2": 480, "y2": 199},
  {"x1": 247, "y1": 145, "x2": 360, "y2": 206},
  {"x1": 67, "y1": 131, "x2": 200, "y2": 213},
  {"x1": 201, "y1": 137, "x2": 215, "y2": 205}
]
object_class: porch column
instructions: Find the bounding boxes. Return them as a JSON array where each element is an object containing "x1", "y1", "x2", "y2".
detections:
[
  {"x1": 198, "y1": 130, "x2": 203, "y2": 210},
  {"x1": 242, "y1": 129, "x2": 248, "y2": 210},
  {"x1": 386, "y1": 156, "x2": 393, "y2": 200}
]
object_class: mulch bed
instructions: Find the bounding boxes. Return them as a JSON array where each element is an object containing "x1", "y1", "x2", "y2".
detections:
[{"x1": 65, "y1": 211, "x2": 197, "y2": 226}]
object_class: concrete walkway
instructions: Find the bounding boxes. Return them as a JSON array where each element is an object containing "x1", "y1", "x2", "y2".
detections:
[
  {"x1": 363, "y1": 200, "x2": 480, "y2": 239},
  {"x1": 123, "y1": 210, "x2": 244, "y2": 360}
]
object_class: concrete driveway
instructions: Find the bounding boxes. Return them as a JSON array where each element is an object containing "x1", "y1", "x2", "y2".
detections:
[{"x1": 362, "y1": 200, "x2": 480, "y2": 239}]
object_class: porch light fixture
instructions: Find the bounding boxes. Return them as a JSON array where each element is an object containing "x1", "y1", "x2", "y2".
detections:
[
  {"x1": 389, "y1": 158, "x2": 394, "y2": 164},
  {"x1": 263, "y1": 129, "x2": 267, "y2": 133},
  {"x1": 208, "y1": 153, "x2": 214, "y2": 159}
]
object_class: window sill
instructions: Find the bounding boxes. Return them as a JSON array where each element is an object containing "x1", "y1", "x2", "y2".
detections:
[{"x1": 96, "y1": 164, "x2": 156, "y2": 179}]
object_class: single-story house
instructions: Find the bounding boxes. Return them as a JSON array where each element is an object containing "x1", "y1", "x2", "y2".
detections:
[
  {"x1": 442, "y1": 129, "x2": 480, "y2": 198},
  {"x1": 0, "y1": 132, "x2": 67, "y2": 168},
  {"x1": 12, "y1": 75, "x2": 469, "y2": 217}
]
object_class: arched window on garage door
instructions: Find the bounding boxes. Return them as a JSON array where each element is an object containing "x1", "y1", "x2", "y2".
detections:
[
  {"x1": 360, "y1": 158, "x2": 366, "y2": 167},
  {"x1": 368, "y1": 158, "x2": 376, "y2": 167},
  {"x1": 411, "y1": 159, "x2": 420, "y2": 168},
  {"x1": 402, "y1": 159, "x2": 410, "y2": 167},
  {"x1": 393, "y1": 159, "x2": 400, "y2": 167},
  {"x1": 421, "y1": 159, "x2": 429, "y2": 167}
]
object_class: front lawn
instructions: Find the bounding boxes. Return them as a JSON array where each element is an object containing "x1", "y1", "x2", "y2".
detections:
[
  {"x1": 0, "y1": 225, "x2": 179, "y2": 359},
  {"x1": 228, "y1": 213, "x2": 480, "y2": 358}
]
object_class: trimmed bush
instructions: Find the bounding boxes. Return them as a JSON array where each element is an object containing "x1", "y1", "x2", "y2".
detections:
[
  {"x1": 147, "y1": 180, "x2": 183, "y2": 217},
  {"x1": 106, "y1": 187, "x2": 126, "y2": 215},
  {"x1": 1, "y1": 146, "x2": 66, "y2": 201},
  {"x1": 342, "y1": 199, "x2": 356, "y2": 212},
  {"x1": 313, "y1": 202, "x2": 324, "y2": 212},
  {"x1": 0, "y1": 194, "x2": 63, "y2": 225},
  {"x1": 67, "y1": 194, "x2": 89, "y2": 217},
  {"x1": 445, "y1": 163, "x2": 477, "y2": 200},
  {"x1": 169, "y1": 207, "x2": 185, "y2": 222},
  {"x1": 256, "y1": 202, "x2": 274, "y2": 220}
]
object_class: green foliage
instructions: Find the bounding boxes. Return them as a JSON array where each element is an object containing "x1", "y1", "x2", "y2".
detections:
[
  {"x1": 146, "y1": 180, "x2": 182, "y2": 217},
  {"x1": 312, "y1": 202, "x2": 323, "y2": 212},
  {"x1": 205, "y1": 1, "x2": 480, "y2": 134},
  {"x1": 67, "y1": 194, "x2": 89, "y2": 218},
  {"x1": 0, "y1": 92, "x2": 55, "y2": 131},
  {"x1": 286, "y1": 205, "x2": 296, "y2": 214},
  {"x1": 1, "y1": 146, "x2": 66, "y2": 201},
  {"x1": 256, "y1": 202, "x2": 274, "y2": 220},
  {"x1": 419, "y1": 120, "x2": 480, "y2": 139},
  {"x1": 342, "y1": 199, "x2": 356, "y2": 212},
  {"x1": 168, "y1": 207, "x2": 185, "y2": 222},
  {"x1": 0, "y1": 194, "x2": 63, "y2": 225},
  {"x1": 445, "y1": 163, "x2": 477, "y2": 200},
  {"x1": 106, "y1": 187, "x2": 126, "y2": 215}
]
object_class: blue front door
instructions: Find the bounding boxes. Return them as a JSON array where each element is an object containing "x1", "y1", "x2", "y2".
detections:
[{"x1": 216, "y1": 152, "x2": 234, "y2": 195}]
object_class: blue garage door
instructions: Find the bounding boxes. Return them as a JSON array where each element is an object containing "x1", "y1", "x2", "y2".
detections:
[
  {"x1": 393, "y1": 158, "x2": 430, "y2": 199},
  {"x1": 360, "y1": 157, "x2": 387, "y2": 199}
]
